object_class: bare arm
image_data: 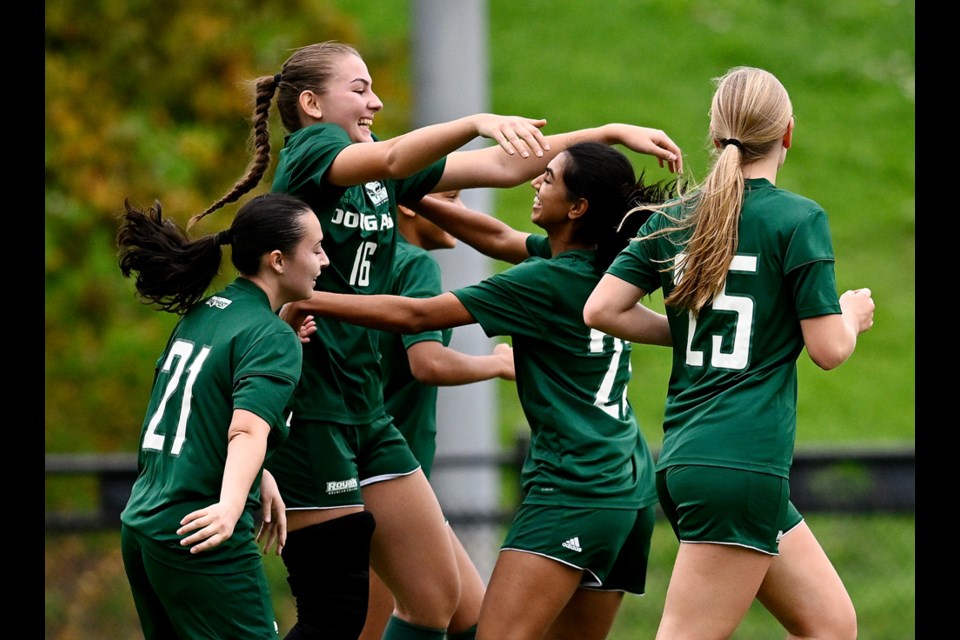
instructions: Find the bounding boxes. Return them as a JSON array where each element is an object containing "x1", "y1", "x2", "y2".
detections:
[
  {"x1": 435, "y1": 123, "x2": 683, "y2": 192},
  {"x1": 583, "y1": 274, "x2": 672, "y2": 346},
  {"x1": 801, "y1": 288, "x2": 875, "y2": 370},
  {"x1": 256, "y1": 469, "x2": 287, "y2": 556},
  {"x1": 406, "y1": 340, "x2": 515, "y2": 386},
  {"x1": 327, "y1": 113, "x2": 548, "y2": 187},
  {"x1": 176, "y1": 409, "x2": 270, "y2": 554},
  {"x1": 282, "y1": 290, "x2": 475, "y2": 334},
  {"x1": 407, "y1": 195, "x2": 531, "y2": 264}
]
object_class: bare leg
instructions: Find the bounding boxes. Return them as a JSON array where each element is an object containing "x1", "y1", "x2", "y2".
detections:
[
  {"x1": 359, "y1": 568, "x2": 394, "y2": 640},
  {"x1": 545, "y1": 589, "x2": 624, "y2": 640},
  {"x1": 448, "y1": 525, "x2": 485, "y2": 635},
  {"x1": 756, "y1": 521, "x2": 857, "y2": 640},
  {"x1": 655, "y1": 542, "x2": 773, "y2": 640},
  {"x1": 364, "y1": 471, "x2": 460, "y2": 630},
  {"x1": 476, "y1": 550, "x2": 582, "y2": 640}
]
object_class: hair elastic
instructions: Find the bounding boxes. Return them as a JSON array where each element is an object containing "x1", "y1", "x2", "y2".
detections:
[
  {"x1": 720, "y1": 138, "x2": 743, "y2": 150},
  {"x1": 214, "y1": 229, "x2": 233, "y2": 246},
  {"x1": 274, "y1": 73, "x2": 282, "y2": 85}
]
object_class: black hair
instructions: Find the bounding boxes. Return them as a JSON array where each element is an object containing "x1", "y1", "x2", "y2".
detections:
[
  {"x1": 118, "y1": 192, "x2": 313, "y2": 315},
  {"x1": 561, "y1": 142, "x2": 676, "y2": 271}
]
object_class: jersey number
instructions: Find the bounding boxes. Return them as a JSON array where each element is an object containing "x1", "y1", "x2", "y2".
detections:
[
  {"x1": 350, "y1": 241, "x2": 377, "y2": 287},
  {"x1": 142, "y1": 339, "x2": 211, "y2": 455},
  {"x1": 589, "y1": 328, "x2": 629, "y2": 418},
  {"x1": 676, "y1": 253, "x2": 757, "y2": 371}
]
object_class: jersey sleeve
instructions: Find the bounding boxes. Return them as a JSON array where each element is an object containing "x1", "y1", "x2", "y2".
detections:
[
  {"x1": 232, "y1": 329, "x2": 302, "y2": 429},
  {"x1": 525, "y1": 234, "x2": 551, "y2": 258},
  {"x1": 606, "y1": 237, "x2": 662, "y2": 294},
  {"x1": 452, "y1": 260, "x2": 546, "y2": 339},
  {"x1": 393, "y1": 158, "x2": 447, "y2": 204},
  {"x1": 784, "y1": 208, "x2": 841, "y2": 320}
]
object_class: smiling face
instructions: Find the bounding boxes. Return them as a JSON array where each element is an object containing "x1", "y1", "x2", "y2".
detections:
[
  {"x1": 281, "y1": 211, "x2": 328, "y2": 303},
  {"x1": 530, "y1": 151, "x2": 574, "y2": 232},
  {"x1": 313, "y1": 52, "x2": 383, "y2": 143}
]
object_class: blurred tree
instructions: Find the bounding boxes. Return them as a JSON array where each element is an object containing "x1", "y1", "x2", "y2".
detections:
[{"x1": 45, "y1": 0, "x2": 413, "y2": 451}]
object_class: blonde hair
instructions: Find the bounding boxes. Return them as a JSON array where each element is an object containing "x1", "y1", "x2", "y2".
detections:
[{"x1": 633, "y1": 66, "x2": 793, "y2": 315}]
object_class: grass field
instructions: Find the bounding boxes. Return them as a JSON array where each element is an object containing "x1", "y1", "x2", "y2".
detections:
[{"x1": 45, "y1": 0, "x2": 914, "y2": 637}]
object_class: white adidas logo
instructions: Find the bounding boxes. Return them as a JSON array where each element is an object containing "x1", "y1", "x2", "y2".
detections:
[{"x1": 561, "y1": 537, "x2": 582, "y2": 553}]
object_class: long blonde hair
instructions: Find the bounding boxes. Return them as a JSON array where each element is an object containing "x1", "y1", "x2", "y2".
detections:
[{"x1": 630, "y1": 66, "x2": 793, "y2": 315}]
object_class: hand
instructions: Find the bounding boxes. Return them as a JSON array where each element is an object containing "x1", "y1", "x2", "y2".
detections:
[
  {"x1": 257, "y1": 470, "x2": 287, "y2": 556},
  {"x1": 297, "y1": 315, "x2": 317, "y2": 344},
  {"x1": 840, "y1": 288, "x2": 875, "y2": 335},
  {"x1": 610, "y1": 124, "x2": 684, "y2": 174},
  {"x1": 492, "y1": 342, "x2": 516, "y2": 381},
  {"x1": 279, "y1": 301, "x2": 309, "y2": 335},
  {"x1": 177, "y1": 502, "x2": 242, "y2": 554},
  {"x1": 475, "y1": 114, "x2": 549, "y2": 159}
]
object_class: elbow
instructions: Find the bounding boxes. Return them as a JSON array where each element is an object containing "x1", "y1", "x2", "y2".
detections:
[
  {"x1": 806, "y1": 345, "x2": 851, "y2": 371},
  {"x1": 409, "y1": 360, "x2": 443, "y2": 385},
  {"x1": 582, "y1": 304, "x2": 605, "y2": 331}
]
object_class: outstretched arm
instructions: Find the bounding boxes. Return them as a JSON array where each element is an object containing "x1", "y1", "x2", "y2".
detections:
[
  {"x1": 801, "y1": 288, "x2": 874, "y2": 370},
  {"x1": 435, "y1": 123, "x2": 683, "y2": 191},
  {"x1": 281, "y1": 290, "x2": 474, "y2": 335},
  {"x1": 407, "y1": 340, "x2": 515, "y2": 386},
  {"x1": 583, "y1": 274, "x2": 672, "y2": 346},
  {"x1": 327, "y1": 113, "x2": 549, "y2": 187},
  {"x1": 408, "y1": 195, "x2": 531, "y2": 264}
]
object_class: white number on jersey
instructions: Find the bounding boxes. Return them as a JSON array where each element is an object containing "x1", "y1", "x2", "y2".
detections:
[
  {"x1": 142, "y1": 339, "x2": 211, "y2": 455},
  {"x1": 350, "y1": 241, "x2": 377, "y2": 287},
  {"x1": 589, "y1": 328, "x2": 629, "y2": 418},
  {"x1": 676, "y1": 253, "x2": 758, "y2": 370}
]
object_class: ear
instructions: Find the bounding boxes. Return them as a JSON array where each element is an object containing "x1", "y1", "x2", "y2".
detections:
[
  {"x1": 267, "y1": 249, "x2": 285, "y2": 275},
  {"x1": 567, "y1": 197, "x2": 588, "y2": 221},
  {"x1": 782, "y1": 116, "x2": 794, "y2": 150},
  {"x1": 299, "y1": 90, "x2": 323, "y2": 120}
]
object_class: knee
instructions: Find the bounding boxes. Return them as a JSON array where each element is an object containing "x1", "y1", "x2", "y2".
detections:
[{"x1": 282, "y1": 512, "x2": 377, "y2": 639}]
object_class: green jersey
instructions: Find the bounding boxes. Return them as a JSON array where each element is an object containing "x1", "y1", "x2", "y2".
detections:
[
  {"x1": 378, "y1": 237, "x2": 452, "y2": 478},
  {"x1": 453, "y1": 235, "x2": 657, "y2": 510},
  {"x1": 607, "y1": 178, "x2": 842, "y2": 478},
  {"x1": 120, "y1": 278, "x2": 300, "y2": 572},
  {"x1": 271, "y1": 123, "x2": 445, "y2": 423}
]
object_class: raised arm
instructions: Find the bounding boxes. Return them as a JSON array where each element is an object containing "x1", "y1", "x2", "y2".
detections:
[
  {"x1": 435, "y1": 123, "x2": 683, "y2": 191},
  {"x1": 583, "y1": 273, "x2": 672, "y2": 346},
  {"x1": 800, "y1": 288, "x2": 874, "y2": 370},
  {"x1": 327, "y1": 113, "x2": 548, "y2": 187},
  {"x1": 407, "y1": 195, "x2": 531, "y2": 264}
]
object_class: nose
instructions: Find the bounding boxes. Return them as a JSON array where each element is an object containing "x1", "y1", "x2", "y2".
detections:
[
  {"x1": 369, "y1": 92, "x2": 384, "y2": 111},
  {"x1": 531, "y1": 173, "x2": 544, "y2": 190}
]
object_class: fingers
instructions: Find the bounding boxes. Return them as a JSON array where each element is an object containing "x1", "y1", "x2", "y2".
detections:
[
  {"x1": 487, "y1": 116, "x2": 549, "y2": 158},
  {"x1": 177, "y1": 509, "x2": 232, "y2": 554}
]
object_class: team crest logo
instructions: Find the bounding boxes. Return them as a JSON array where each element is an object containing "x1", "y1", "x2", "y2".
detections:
[{"x1": 364, "y1": 181, "x2": 389, "y2": 206}]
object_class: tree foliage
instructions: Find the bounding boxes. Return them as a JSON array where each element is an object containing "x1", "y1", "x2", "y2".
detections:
[{"x1": 45, "y1": 0, "x2": 412, "y2": 450}]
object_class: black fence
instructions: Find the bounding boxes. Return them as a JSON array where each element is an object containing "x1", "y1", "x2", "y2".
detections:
[{"x1": 44, "y1": 443, "x2": 915, "y2": 533}]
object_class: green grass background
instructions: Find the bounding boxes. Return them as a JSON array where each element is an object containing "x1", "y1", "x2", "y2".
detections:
[{"x1": 45, "y1": 0, "x2": 914, "y2": 637}]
